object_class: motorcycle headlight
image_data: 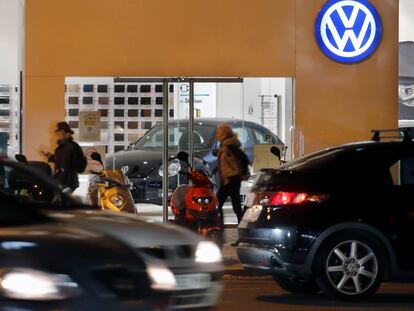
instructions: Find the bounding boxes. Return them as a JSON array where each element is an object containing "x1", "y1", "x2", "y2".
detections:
[
  {"x1": 0, "y1": 269, "x2": 81, "y2": 301},
  {"x1": 110, "y1": 194, "x2": 125, "y2": 207},
  {"x1": 195, "y1": 241, "x2": 222, "y2": 263},
  {"x1": 147, "y1": 265, "x2": 176, "y2": 291},
  {"x1": 158, "y1": 160, "x2": 181, "y2": 177}
]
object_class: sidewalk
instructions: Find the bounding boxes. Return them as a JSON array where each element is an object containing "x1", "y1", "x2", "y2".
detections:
[{"x1": 222, "y1": 228, "x2": 245, "y2": 276}]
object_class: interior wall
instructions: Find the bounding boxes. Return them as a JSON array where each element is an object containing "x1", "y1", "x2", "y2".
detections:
[{"x1": 24, "y1": 0, "x2": 398, "y2": 160}]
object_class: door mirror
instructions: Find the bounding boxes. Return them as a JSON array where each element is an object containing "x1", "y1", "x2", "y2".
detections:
[
  {"x1": 15, "y1": 154, "x2": 28, "y2": 163},
  {"x1": 90, "y1": 152, "x2": 103, "y2": 166},
  {"x1": 177, "y1": 151, "x2": 190, "y2": 166},
  {"x1": 126, "y1": 143, "x2": 134, "y2": 151},
  {"x1": 212, "y1": 148, "x2": 219, "y2": 157}
]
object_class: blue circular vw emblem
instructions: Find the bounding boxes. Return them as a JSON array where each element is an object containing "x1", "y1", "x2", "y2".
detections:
[{"x1": 315, "y1": 0, "x2": 382, "y2": 63}]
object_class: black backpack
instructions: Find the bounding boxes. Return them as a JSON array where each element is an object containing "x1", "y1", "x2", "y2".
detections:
[
  {"x1": 72, "y1": 142, "x2": 88, "y2": 173},
  {"x1": 227, "y1": 144, "x2": 251, "y2": 180}
]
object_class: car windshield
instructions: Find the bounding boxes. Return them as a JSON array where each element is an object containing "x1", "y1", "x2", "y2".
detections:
[
  {"x1": 279, "y1": 147, "x2": 346, "y2": 172},
  {"x1": 134, "y1": 123, "x2": 216, "y2": 151}
]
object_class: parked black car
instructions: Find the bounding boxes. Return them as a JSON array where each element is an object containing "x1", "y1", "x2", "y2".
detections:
[
  {"x1": 237, "y1": 129, "x2": 414, "y2": 301},
  {"x1": 107, "y1": 118, "x2": 283, "y2": 205},
  {"x1": 0, "y1": 159, "x2": 223, "y2": 309}
]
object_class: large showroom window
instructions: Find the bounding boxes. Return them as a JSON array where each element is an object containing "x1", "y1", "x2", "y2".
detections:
[{"x1": 64, "y1": 76, "x2": 294, "y2": 222}]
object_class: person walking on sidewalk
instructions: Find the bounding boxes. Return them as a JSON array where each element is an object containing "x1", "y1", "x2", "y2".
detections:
[
  {"x1": 42, "y1": 122, "x2": 86, "y2": 192},
  {"x1": 216, "y1": 124, "x2": 244, "y2": 225}
]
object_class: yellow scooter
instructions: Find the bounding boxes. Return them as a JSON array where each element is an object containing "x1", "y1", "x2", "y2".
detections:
[{"x1": 88, "y1": 152, "x2": 136, "y2": 213}]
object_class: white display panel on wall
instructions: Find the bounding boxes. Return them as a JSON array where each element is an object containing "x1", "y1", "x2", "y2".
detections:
[
  {"x1": 64, "y1": 77, "x2": 176, "y2": 155},
  {"x1": 0, "y1": 83, "x2": 19, "y2": 155}
]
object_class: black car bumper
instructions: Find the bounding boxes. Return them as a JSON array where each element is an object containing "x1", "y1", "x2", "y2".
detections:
[
  {"x1": 237, "y1": 225, "x2": 314, "y2": 278},
  {"x1": 130, "y1": 176, "x2": 184, "y2": 205},
  {"x1": 237, "y1": 243, "x2": 309, "y2": 278}
]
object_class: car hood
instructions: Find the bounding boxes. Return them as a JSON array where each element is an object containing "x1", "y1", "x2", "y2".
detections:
[
  {"x1": 0, "y1": 220, "x2": 144, "y2": 270},
  {"x1": 106, "y1": 149, "x2": 210, "y2": 177},
  {"x1": 45, "y1": 209, "x2": 204, "y2": 248}
]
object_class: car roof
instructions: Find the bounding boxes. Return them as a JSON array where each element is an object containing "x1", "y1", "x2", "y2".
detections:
[{"x1": 164, "y1": 118, "x2": 265, "y2": 128}]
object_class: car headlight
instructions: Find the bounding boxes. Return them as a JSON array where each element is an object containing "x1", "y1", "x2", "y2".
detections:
[
  {"x1": 158, "y1": 160, "x2": 181, "y2": 177},
  {"x1": 147, "y1": 265, "x2": 176, "y2": 291},
  {"x1": 110, "y1": 194, "x2": 125, "y2": 207},
  {"x1": 195, "y1": 241, "x2": 222, "y2": 263},
  {"x1": 0, "y1": 268, "x2": 81, "y2": 301}
]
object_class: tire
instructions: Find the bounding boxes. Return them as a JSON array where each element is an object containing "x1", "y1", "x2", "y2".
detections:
[
  {"x1": 314, "y1": 231, "x2": 385, "y2": 301},
  {"x1": 272, "y1": 274, "x2": 319, "y2": 294},
  {"x1": 208, "y1": 230, "x2": 224, "y2": 250}
]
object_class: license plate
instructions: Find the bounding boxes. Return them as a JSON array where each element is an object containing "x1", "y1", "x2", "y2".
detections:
[
  {"x1": 242, "y1": 205, "x2": 263, "y2": 222},
  {"x1": 158, "y1": 189, "x2": 173, "y2": 198},
  {"x1": 175, "y1": 273, "x2": 211, "y2": 290}
]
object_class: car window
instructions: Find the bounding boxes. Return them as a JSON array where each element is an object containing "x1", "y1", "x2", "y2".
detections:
[
  {"x1": 134, "y1": 124, "x2": 215, "y2": 150},
  {"x1": 0, "y1": 163, "x2": 62, "y2": 204},
  {"x1": 390, "y1": 157, "x2": 414, "y2": 186},
  {"x1": 233, "y1": 127, "x2": 254, "y2": 149},
  {"x1": 252, "y1": 128, "x2": 275, "y2": 144}
]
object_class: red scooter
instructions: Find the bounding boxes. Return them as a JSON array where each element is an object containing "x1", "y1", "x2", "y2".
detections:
[{"x1": 170, "y1": 152, "x2": 223, "y2": 248}]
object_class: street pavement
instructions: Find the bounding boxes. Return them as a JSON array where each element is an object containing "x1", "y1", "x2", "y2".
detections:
[
  {"x1": 219, "y1": 229, "x2": 414, "y2": 310},
  {"x1": 217, "y1": 277, "x2": 414, "y2": 311}
]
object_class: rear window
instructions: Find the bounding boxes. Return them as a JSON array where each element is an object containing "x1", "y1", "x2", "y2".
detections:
[{"x1": 279, "y1": 148, "x2": 346, "y2": 172}]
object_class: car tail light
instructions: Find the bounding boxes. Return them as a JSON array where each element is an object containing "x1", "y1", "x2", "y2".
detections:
[{"x1": 269, "y1": 192, "x2": 328, "y2": 206}]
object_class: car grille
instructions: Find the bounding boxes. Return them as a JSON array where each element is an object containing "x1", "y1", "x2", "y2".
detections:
[
  {"x1": 92, "y1": 267, "x2": 149, "y2": 299},
  {"x1": 138, "y1": 245, "x2": 195, "y2": 261}
]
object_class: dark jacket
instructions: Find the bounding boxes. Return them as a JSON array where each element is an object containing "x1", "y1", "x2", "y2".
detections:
[{"x1": 49, "y1": 137, "x2": 80, "y2": 191}]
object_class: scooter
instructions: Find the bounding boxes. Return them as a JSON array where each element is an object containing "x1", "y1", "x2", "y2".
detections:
[
  {"x1": 88, "y1": 152, "x2": 136, "y2": 213},
  {"x1": 170, "y1": 151, "x2": 223, "y2": 248}
]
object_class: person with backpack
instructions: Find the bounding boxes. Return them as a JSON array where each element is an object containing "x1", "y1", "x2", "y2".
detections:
[
  {"x1": 216, "y1": 124, "x2": 250, "y2": 225},
  {"x1": 42, "y1": 122, "x2": 87, "y2": 191}
]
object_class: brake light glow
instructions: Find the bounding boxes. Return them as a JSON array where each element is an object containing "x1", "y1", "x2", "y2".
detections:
[{"x1": 269, "y1": 192, "x2": 327, "y2": 206}]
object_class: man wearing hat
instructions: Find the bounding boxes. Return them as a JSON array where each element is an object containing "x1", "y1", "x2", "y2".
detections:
[{"x1": 42, "y1": 122, "x2": 84, "y2": 191}]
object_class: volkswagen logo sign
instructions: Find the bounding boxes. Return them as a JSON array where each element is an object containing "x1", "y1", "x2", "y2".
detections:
[{"x1": 315, "y1": 0, "x2": 382, "y2": 63}]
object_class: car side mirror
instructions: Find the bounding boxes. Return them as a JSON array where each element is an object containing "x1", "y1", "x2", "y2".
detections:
[
  {"x1": 270, "y1": 146, "x2": 281, "y2": 160},
  {"x1": 15, "y1": 154, "x2": 28, "y2": 163},
  {"x1": 126, "y1": 143, "x2": 134, "y2": 151},
  {"x1": 212, "y1": 148, "x2": 219, "y2": 157},
  {"x1": 90, "y1": 152, "x2": 103, "y2": 166}
]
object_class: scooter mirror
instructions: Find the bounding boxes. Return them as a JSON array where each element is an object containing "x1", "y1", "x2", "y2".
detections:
[
  {"x1": 15, "y1": 154, "x2": 28, "y2": 163},
  {"x1": 177, "y1": 151, "x2": 190, "y2": 165},
  {"x1": 90, "y1": 152, "x2": 103, "y2": 165},
  {"x1": 270, "y1": 146, "x2": 281, "y2": 159}
]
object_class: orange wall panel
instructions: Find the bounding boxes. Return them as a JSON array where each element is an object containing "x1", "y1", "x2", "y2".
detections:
[
  {"x1": 23, "y1": 0, "x2": 399, "y2": 159},
  {"x1": 294, "y1": 0, "x2": 399, "y2": 154},
  {"x1": 24, "y1": 77, "x2": 65, "y2": 159},
  {"x1": 25, "y1": 0, "x2": 295, "y2": 77}
]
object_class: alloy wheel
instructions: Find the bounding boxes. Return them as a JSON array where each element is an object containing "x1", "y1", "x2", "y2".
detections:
[{"x1": 325, "y1": 240, "x2": 378, "y2": 295}]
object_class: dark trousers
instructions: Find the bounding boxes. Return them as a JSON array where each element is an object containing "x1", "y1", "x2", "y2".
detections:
[{"x1": 217, "y1": 176, "x2": 243, "y2": 225}]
